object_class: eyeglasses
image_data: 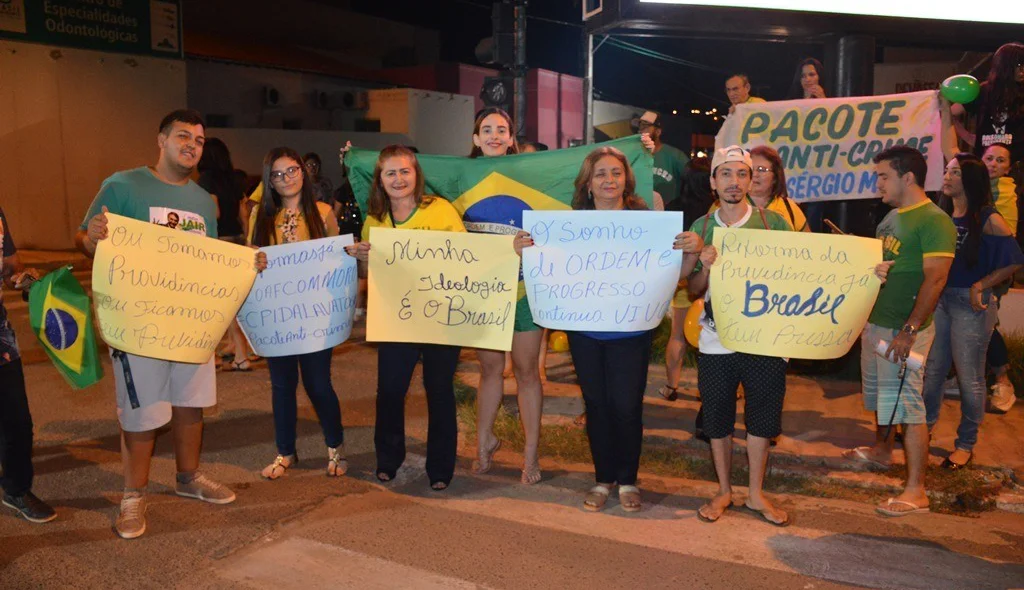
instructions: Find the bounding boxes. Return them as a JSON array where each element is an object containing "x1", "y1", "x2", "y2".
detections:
[
  {"x1": 270, "y1": 166, "x2": 301, "y2": 183},
  {"x1": 754, "y1": 165, "x2": 772, "y2": 174}
]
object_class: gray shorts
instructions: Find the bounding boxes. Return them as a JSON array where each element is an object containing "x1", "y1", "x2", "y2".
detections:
[{"x1": 110, "y1": 350, "x2": 217, "y2": 432}]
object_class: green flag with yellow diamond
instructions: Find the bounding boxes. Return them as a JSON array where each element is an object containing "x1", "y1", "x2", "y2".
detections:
[
  {"x1": 28, "y1": 267, "x2": 102, "y2": 389},
  {"x1": 345, "y1": 135, "x2": 654, "y2": 232}
]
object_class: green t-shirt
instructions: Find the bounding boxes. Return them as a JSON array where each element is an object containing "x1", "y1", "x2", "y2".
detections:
[
  {"x1": 869, "y1": 199, "x2": 956, "y2": 330},
  {"x1": 653, "y1": 144, "x2": 690, "y2": 208},
  {"x1": 691, "y1": 204, "x2": 793, "y2": 354},
  {"x1": 80, "y1": 167, "x2": 218, "y2": 238}
]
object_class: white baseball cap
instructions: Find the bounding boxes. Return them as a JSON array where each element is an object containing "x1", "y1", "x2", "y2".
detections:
[{"x1": 711, "y1": 145, "x2": 752, "y2": 174}]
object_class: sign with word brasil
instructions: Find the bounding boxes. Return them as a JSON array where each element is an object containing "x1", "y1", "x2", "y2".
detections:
[
  {"x1": 92, "y1": 214, "x2": 257, "y2": 363},
  {"x1": 237, "y1": 235, "x2": 358, "y2": 357},
  {"x1": 522, "y1": 211, "x2": 684, "y2": 332},
  {"x1": 717, "y1": 90, "x2": 943, "y2": 202},
  {"x1": 366, "y1": 228, "x2": 520, "y2": 351},
  {"x1": 709, "y1": 228, "x2": 882, "y2": 359}
]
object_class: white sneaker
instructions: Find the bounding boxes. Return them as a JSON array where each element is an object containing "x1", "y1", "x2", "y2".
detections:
[
  {"x1": 990, "y1": 382, "x2": 1017, "y2": 414},
  {"x1": 115, "y1": 493, "x2": 147, "y2": 540}
]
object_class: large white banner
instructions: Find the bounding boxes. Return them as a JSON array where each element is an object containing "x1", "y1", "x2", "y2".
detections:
[
  {"x1": 237, "y1": 235, "x2": 358, "y2": 357},
  {"x1": 522, "y1": 211, "x2": 683, "y2": 332},
  {"x1": 716, "y1": 90, "x2": 943, "y2": 202}
]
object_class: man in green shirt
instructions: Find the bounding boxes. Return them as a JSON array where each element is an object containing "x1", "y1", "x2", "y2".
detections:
[
  {"x1": 632, "y1": 111, "x2": 690, "y2": 210},
  {"x1": 844, "y1": 146, "x2": 956, "y2": 517}
]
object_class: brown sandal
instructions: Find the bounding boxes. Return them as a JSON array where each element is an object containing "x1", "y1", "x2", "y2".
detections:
[{"x1": 583, "y1": 484, "x2": 612, "y2": 512}]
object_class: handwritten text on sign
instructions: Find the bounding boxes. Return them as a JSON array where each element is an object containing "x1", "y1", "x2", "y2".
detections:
[
  {"x1": 522, "y1": 211, "x2": 684, "y2": 331},
  {"x1": 92, "y1": 214, "x2": 258, "y2": 363},
  {"x1": 710, "y1": 228, "x2": 882, "y2": 360},
  {"x1": 717, "y1": 91, "x2": 942, "y2": 202},
  {"x1": 366, "y1": 228, "x2": 520, "y2": 351},
  {"x1": 237, "y1": 236, "x2": 358, "y2": 357}
]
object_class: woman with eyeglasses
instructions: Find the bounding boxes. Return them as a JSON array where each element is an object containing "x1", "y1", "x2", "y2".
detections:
[
  {"x1": 924, "y1": 153, "x2": 1024, "y2": 469},
  {"x1": 345, "y1": 145, "x2": 468, "y2": 490},
  {"x1": 248, "y1": 147, "x2": 346, "y2": 481}
]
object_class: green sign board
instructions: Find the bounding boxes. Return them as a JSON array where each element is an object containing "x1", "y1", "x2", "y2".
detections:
[{"x1": 0, "y1": 0, "x2": 182, "y2": 59}]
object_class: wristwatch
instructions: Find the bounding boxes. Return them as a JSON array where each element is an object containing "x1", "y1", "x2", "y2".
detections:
[{"x1": 901, "y1": 323, "x2": 918, "y2": 337}]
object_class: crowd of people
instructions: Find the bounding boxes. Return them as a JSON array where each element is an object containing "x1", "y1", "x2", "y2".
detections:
[{"x1": 1, "y1": 41, "x2": 1022, "y2": 539}]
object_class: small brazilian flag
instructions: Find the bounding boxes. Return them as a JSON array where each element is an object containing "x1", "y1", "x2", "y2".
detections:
[
  {"x1": 346, "y1": 135, "x2": 654, "y2": 228},
  {"x1": 28, "y1": 267, "x2": 103, "y2": 389}
]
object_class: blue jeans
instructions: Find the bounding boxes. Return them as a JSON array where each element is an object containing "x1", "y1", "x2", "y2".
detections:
[
  {"x1": 266, "y1": 348, "x2": 343, "y2": 456},
  {"x1": 923, "y1": 288, "x2": 996, "y2": 452}
]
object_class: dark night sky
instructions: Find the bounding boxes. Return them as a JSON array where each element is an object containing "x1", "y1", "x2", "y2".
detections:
[{"x1": 347, "y1": 0, "x2": 823, "y2": 113}]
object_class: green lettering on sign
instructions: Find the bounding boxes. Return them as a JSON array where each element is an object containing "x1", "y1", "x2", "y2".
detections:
[{"x1": 0, "y1": 0, "x2": 182, "y2": 60}]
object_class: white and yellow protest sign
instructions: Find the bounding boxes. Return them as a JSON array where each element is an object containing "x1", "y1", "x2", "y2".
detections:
[
  {"x1": 709, "y1": 228, "x2": 882, "y2": 360},
  {"x1": 366, "y1": 228, "x2": 520, "y2": 351},
  {"x1": 717, "y1": 90, "x2": 943, "y2": 202},
  {"x1": 92, "y1": 214, "x2": 258, "y2": 363}
]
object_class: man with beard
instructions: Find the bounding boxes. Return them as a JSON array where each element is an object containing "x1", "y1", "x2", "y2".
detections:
[
  {"x1": 76, "y1": 110, "x2": 264, "y2": 539},
  {"x1": 843, "y1": 146, "x2": 955, "y2": 517},
  {"x1": 688, "y1": 146, "x2": 793, "y2": 526}
]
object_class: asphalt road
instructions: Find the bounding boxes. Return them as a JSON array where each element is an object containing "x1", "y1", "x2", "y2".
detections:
[{"x1": 2, "y1": 340, "x2": 1023, "y2": 590}]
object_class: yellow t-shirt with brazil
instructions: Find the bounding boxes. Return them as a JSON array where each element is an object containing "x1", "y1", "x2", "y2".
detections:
[
  {"x1": 247, "y1": 201, "x2": 337, "y2": 245},
  {"x1": 361, "y1": 197, "x2": 466, "y2": 240},
  {"x1": 992, "y1": 176, "x2": 1018, "y2": 237}
]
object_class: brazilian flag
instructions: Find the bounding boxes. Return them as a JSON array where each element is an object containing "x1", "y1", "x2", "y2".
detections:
[
  {"x1": 346, "y1": 135, "x2": 654, "y2": 230},
  {"x1": 28, "y1": 267, "x2": 103, "y2": 389}
]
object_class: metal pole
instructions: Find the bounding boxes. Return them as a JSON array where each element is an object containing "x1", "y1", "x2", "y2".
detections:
[
  {"x1": 513, "y1": 0, "x2": 527, "y2": 139},
  {"x1": 584, "y1": 32, "x2": 594, "y2": 145},
  {"x1": 835, "y1": 34, "x2": 875, "y2": 235}
]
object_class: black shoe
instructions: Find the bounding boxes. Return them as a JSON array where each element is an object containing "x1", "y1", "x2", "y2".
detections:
[
  {"x1": 3, "y1": 491, "x2": 57, "y2": 523},
  {"x1": 941, "y1": 453, "x2": 973, "y2": 470}
]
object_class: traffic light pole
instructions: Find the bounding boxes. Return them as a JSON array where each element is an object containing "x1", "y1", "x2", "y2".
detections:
[
  {"x1": 513, "y1": 0, "x2": 527, "y2": 140},
  {"x1": 583, "y1": 32, "x2": 594, "y2": 145}
]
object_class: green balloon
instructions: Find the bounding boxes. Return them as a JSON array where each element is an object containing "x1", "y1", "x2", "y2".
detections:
[{"x1": 940, "y1": 75, "x2": 980, "y2": 104}]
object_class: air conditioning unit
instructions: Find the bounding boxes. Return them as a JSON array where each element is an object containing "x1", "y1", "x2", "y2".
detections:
[{"x1": 263, "y1": 86, "x2": 281, "y2": 108}]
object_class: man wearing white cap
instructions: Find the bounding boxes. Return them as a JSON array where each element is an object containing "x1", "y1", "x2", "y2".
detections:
[{"x1": 687, "y1": 145, "x2": 793, "y2": 526}]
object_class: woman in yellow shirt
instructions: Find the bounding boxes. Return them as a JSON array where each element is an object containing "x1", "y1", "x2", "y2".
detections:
[
  {"x1": 345, "y1": 145, "x2": 466, "y2": 490},
  {"x1": 248, "y1": 147, "x2": 345, "y2": 481}
]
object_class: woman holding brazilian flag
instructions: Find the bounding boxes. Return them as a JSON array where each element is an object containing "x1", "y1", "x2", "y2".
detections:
[{"x1": 344, "y1": 110, "x2": 658, "y2": 486}]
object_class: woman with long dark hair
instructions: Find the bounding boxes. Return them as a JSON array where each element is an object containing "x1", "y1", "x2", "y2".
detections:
[
  {"x1": 518, "y1": 147, "x2": 702, "y2": 511},
  {"x1": 345, "y1": 145, "x2": 467, "y2": 490},
  {"x1": 248, "y1": 147, "x2": 346, "y2": 480},
  {"x1": 787, "y1": 58, "x2": 827, "y2": 100},
  {"x1": 462, "y1": 107, "x2": 548, "y2": 486},
  {"x1": 923, "y1": 153, "x2": 1023, "y2": 469},
  {"x1": 198, "y1": 138, "x2": 244, "y2": 240},
  {"x1": 954, "y1": 43, "x2": 1024, "y2": 166},
  {"x1": 198, "y1": 138, "x2": 253, "y2": 371}
]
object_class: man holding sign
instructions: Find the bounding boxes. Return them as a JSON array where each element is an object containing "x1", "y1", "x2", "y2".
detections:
[
  {"x1": 688, "y1": 146, "x2": 793, "y2": 526},
  {"x1": 845, "y1": 146, "x2": 956, "y2": 517},
  {"x1": 76, "y1": 110, "x2": 266, "y2": 539}
]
